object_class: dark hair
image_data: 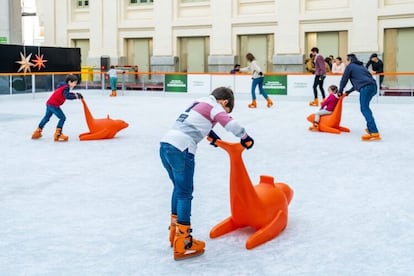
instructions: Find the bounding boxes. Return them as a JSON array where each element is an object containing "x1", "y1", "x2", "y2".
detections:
[
  {"x1": 346, "y1": 53, "x2": 357, "y2": 62},
  {"x1": 346, "y1": 53, "x2": 364, "y2": 66},
  {"x1": 329, "y1": 85, "x2": 342, "y2": 96},
  {"x1": 65, "y1": 74, "x2": 78, "y2": 83},
  {"x1": 336, "y1": 56, "x2": 342, "y2": 61},
  {"x1": 211, "y1": 87, "x2": 234, "y2": 112},
  {"x1": 329, "y1": 85, "x2": 338, "y2": 93},
  {"x1": 245, "y1": 53, "x2": 255, "y2": 62},
  {"x1": 311, "y1": 47, "x2": 319, "y2": 53}
]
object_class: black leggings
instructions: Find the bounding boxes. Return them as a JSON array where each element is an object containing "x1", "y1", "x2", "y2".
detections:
[{"x1": 313, "y1": 75, "x2": 326, "y2": 99}]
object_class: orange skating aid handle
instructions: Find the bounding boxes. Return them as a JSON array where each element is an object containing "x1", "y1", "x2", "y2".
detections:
[{"x1": 208, "y1": 138, "x2": 245, "y2": 154}]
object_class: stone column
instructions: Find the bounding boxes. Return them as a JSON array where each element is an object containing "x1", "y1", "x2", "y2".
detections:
[
  {"x1": 88, "y1": 0, "x2": 119, "y2": 65},
  {"x1": 349, "y1": 0, "x2": 380, "y2": 62},
  {"x1": 273, "y1": 0, "x2": 303, "y2": 72},
  {"x1": 151, "y1": 0, "x2": 178, "y2": 73},
  {"x1": 208, "y1": 0, "x2": 235, "y2": 73}
]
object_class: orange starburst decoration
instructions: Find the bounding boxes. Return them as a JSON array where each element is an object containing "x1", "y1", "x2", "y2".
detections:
[
  {"x1": 16, "y1": 52, "x2": 34, "y2": 73},
  {"x1": 32, "y1": 54, "x2": 48, "y2": 70}
]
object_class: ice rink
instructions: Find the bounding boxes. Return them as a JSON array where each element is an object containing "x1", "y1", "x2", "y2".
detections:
[{"x1": 1, "y1": 90, "x2": 413, "y2": 275}]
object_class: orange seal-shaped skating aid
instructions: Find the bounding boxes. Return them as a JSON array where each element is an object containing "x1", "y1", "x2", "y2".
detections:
[
  {"x1": 307, "y1": 96, "x2": 350, "y2": 134},
  {"x1": 209, "y1": 139, "x2": 293, "y2": 249},
  {"x1": 79, "y1": 99, "x2": 129, "y2": 141}
]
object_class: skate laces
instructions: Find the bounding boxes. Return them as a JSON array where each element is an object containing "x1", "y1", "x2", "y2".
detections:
[
  {"x1": 184, "y1": 235, "x2": 193, "y2": 249},
  {"x1": 184, "y1": 228, "x2": 193, "y2": 249}
]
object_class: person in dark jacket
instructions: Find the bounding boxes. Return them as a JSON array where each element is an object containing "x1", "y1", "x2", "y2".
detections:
[
  {"x1": 230, "y1": 64, "x2": 241, "y2": 74},
  {"x1": 31, "y1": 74, "x2": 83, "y2": 141},
  {"x1": 339, "y1": 54, "x2": 381, "y2": 141},
  {"x1": 366, "y1": 53, "x2": 384, "y2": 88}
]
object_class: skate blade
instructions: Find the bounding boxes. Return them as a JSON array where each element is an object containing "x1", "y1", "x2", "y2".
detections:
[
  {"x1": 361, "y1": 137, "x2": 381, "y2": 141},
  {"x1": 361, "y1": 137, "x2": 381, "y2": 142},
  {"x1": 174, "y1": 249, "x2": 205, "y2": 261}
]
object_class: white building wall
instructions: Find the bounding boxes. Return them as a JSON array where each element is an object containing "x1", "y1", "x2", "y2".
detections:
[
  {"x1": 34, "y1": 0, "x2": 414, "y2": 70},
  {"x1": 153, "y1": 1, "x2": 172, "y2": 56},
  {"x1": 0, "y1": 0, "x2": 23, "y2": 44},
  {"x1": 0, "y1": 0, "x2": 12, "y2": 43}
]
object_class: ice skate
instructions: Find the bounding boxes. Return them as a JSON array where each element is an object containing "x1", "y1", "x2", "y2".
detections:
[
  {"x1": 309, "y1": 99, "x2": 319, "y2": 106},
  {"x1": 308, "y1": 121, "x2": 319, "y2": 131},
  {"x1": 173, "y1": 223, "x2": 205, "y2": 261},
  {"x1": 248, "y1": 100, "x2": 257, "y2": 108},
  {"x1": 361, "y1": 132, "x2": 381, "y2": 141},
  {"x1": 266, "y1": 98, "x2": 273, "y2": 108},
  {"x1": 169, "y1": 214, "x2": 177, "y2": 247},
  {"x1": 31, "y1": 127, "x2": 42, "y2": 139},
  {"x1": 54, "y1": 128, "x2": 69, "y2": 142}
]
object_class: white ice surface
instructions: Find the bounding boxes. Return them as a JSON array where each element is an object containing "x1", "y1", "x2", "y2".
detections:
[{"x1": 1, "y1": 90, "x2": 413, "y2": 275}]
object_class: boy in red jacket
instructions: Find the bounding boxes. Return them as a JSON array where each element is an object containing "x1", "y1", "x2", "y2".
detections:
[{"x1": 31, "y1": 74, "x2": 83, "y2": 141}]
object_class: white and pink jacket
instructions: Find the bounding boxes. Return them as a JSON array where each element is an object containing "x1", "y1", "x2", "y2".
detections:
[{"x1": 161, "y1": 95, "x2": 247, "y2": 154}]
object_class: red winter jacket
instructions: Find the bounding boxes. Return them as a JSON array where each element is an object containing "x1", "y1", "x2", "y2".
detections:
[{"x1": 46, "y1": 84, "x2": 77, "y2": 107}]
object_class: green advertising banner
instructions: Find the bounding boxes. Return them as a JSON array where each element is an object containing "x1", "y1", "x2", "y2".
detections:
[
  {"x1": 0, "y1": 37, "x2": 7, "y2": 44},
  {"x1": 263, "y1": 75, "x2": 287, "y2": 95},
  {"x1": 164, "y1": 74, "x2": 187, "y2": 93}
]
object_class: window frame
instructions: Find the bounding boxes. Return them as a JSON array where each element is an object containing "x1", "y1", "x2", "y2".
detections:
[
  {"x1": 77, "y1": 0, "x2": 89, "y2": 8},
  {"x1": 130, "y1": 0, "x2": 154, "y2": 4}
]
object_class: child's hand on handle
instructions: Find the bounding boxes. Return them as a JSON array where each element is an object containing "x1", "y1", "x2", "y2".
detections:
[
  {"x1": 208, "y1": 130, "x2": 221, "y2": 147},
  {"x1": 76, "y1": 93, "x2": 83, "y2": 99},
  {"x1": 240, "y1": 134, "x2": 254, "y2": 149}
]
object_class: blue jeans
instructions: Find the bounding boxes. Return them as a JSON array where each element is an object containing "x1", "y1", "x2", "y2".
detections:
[
  {"x1": 251, "y1": 77, "x2": 268, "y2": 100},
  {"x1": 359, "y1": 84, "x2": 379, "y2": 133},
  {"x1": 160, "y1": 142, "x2": 195, "y2": 225},
  {"x1": 39, "y1": 104, "x2": 66, "y2": 129}
]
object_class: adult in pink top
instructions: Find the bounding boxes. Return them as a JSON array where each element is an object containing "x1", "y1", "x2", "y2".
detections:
[{"x1": 309, "y1": 47, "x2": 327, "y2": 106}]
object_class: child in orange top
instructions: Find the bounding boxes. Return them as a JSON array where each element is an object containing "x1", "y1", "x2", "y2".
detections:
[{"x1": 309, "y1": 85, "x2": 342, "y2": 131}]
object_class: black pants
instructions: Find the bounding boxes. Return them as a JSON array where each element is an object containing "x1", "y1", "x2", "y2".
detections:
[
  {"x1": 379, "y1": 75, "x2": 384, "y2": 88},
  {"x1": 313, "y1": 75, "x2": 325, "y2": 99}
]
